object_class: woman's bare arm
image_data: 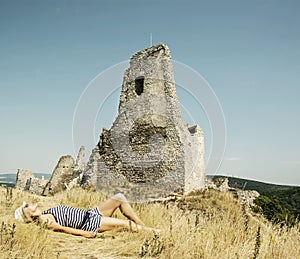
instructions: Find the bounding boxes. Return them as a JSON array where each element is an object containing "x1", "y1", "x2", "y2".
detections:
[{"x1": 39, "y1": 214, "x2": 96, "y2": 238}]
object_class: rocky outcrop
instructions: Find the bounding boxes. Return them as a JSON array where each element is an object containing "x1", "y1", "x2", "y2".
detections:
[
  {"x1": 42, "y1": 146, "x2": 87, "y2": 195},
  {"x1": 205, "y1": 177, "x2": 260, "y2": 207},
  {"x1": 15, "y1": 147, "x2": 86, "y2": 195},
  {"x1": 75, "y1": 145, "x2": 86, "y2": 173},
  {"x1": 69, "y1": 145, "x2": 86, "y2": 189},
  {"x1": 42, "y1": 155, "x2": 75, "y2": 195},
  {"x1": 214, "y1": 177, "x2": 230, "y2": 192},
  {"x1": 82, "y1": 43, "x2": 205, "y2": 201},
  {"x1": 235, "y1": 189, "x2": 260, "y2": 207}
]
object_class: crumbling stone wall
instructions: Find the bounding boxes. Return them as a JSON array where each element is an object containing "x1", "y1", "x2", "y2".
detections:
[
  {"x1": 185, "y1": 125, "x2": 205, "y2": 193},
  {"x1": 72, "y1": 145, "x2": 86, "y2": 182},
  {"x1": 15, "y1": 147, "x2": 86, "y2": 195},
  {"x1": 15, "y1": 169, "x2": 48, "y2": 195},
  {"x1": 42, "y1": 155, "x2": 75, "y2": 195},
  {"x1": 82, "y1": 44, "x2": 205, "y2": 201}
]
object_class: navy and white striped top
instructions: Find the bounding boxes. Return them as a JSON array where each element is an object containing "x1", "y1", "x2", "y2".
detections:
[{"x1": 42, "y1": 206, "x2": 102, "y2": 234}]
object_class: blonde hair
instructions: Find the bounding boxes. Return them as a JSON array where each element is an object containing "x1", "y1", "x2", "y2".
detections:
[{"x1": 14, "y1": 202, "x2": 32, "y2": 223}]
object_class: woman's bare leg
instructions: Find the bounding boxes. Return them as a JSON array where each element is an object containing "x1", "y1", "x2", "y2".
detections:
[
  {"x1": 99, "y1": 193, "x2": 145, "y2": 226},
  {"x1": 99, "y1": 217, "x2": 156, "y2": 232}
]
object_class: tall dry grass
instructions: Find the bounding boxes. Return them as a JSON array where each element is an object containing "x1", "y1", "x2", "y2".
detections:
[{"x1": 0, "y1": 186, "x2": 299, "y2": 258}]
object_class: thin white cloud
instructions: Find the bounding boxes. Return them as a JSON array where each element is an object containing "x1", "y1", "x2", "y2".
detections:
[{"x1": 224, "y1": 157, "x2": 241, "y2": 161}]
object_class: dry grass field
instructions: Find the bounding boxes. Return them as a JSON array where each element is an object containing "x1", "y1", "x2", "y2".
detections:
[{"x1": 0, "y1": 186, "x2": 299, "y2": 258}]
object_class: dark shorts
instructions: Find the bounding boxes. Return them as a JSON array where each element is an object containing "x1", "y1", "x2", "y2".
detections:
[{"x1": 81, "y1": 207, "x2": 102, "y2": 234}]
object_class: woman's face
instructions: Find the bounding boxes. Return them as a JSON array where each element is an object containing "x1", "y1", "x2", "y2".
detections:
[{"x1": 24, "y1": 203, "x2": 41, "y2": 217}]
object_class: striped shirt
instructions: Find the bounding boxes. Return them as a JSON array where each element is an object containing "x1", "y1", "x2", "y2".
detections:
[{"x1": 42, "y1": 206, "x2": 102, "y2": 234}]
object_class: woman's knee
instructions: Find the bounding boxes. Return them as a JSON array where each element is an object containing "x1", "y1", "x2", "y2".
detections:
[{"x1": 113, "y1": 193, "x2": 126, "y2": 202}]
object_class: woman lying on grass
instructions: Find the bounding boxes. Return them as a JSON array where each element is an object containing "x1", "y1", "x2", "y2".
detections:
[{"x1": 14, "y1": 193, "x2": 158, "y2": 238}]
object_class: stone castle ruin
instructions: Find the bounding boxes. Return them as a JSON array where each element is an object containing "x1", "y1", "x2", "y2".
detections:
[
  {"x1": 15, "y1": 146, "x2": 86, "y2": 196},
  {"x1": 15, "y1": 44, "x2": 206, "y2": 201},
  {"x1": 81, "y1": 43, "x2": 205, "y2": 201}
]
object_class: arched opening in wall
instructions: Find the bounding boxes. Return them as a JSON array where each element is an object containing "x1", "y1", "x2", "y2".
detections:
[{"x1": 135, "y1": 76, "x2": 144, "y2": 96}]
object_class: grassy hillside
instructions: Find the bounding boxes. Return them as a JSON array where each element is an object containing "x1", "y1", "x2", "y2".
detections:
[{"x1": 1, "y1": 186, "x2": 299, "y2": 258}]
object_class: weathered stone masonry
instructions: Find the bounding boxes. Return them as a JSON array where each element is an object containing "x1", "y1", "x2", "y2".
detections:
[
  {"x1": 15, "y1": 146, "x2": 86, "y2": 195},
  {"x1": 82, "y1": 43, "x2": 206, "y2": 201}
]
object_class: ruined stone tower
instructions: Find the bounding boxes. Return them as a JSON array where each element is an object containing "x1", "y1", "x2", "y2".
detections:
[{"x1": 82, "y1": 43, "x2": 205, "y2": 201}]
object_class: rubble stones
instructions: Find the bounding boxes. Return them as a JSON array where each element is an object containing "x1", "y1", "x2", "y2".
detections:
[
  {"x1": 215, "y1": 177, "x2": 230, "y2": 192},
  {"x1": 205, "y1": 177, "x2": 260, "y2": 208},
  {"x1": 236, "y1": 189, "x2": 260, "y2": 207}
]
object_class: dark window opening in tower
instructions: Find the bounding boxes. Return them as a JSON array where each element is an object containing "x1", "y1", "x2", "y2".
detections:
[{"x1": 135, "y1": 76, "x2": 144, "y2": 96}]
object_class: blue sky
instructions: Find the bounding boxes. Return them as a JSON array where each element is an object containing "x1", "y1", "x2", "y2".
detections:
[{"x1": 0, "y1": 0, "x2": 299, "y2": 185}]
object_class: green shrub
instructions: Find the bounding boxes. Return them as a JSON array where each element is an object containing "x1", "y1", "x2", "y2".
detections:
[{"x1": 254, "y1": 195, "x2": 296, "y2": 227}]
